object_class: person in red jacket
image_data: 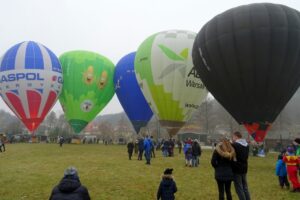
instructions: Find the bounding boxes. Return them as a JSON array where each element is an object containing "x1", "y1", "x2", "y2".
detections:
[{"x1": 283, "y1": 146, "x2": 300, "y2": 192}]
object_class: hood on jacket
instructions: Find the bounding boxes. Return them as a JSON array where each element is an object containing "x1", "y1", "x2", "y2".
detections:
[
  {"x1": 161, "y1": 175, "x2": 174, "y2": 186},
  {"x1": 58, "y1": 178, "x2": 81, "y2": 193},
  {"x1": 235, "y1": 139, "x2": 248, "y2": 147},
  {"x1": 216, "y1": 142, "x2": 235, "y2": 160}
]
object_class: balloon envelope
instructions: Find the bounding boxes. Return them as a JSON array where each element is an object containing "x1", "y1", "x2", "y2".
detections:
[
  {"x1": 114, "y1": 52, "x2": 153, "y2": 134},
  {"x1": 0, "y1": 41, "x2": 63, "y2": 132},
  {"x1": 192, "y1": 3, "x2": 300, "y2": 142},
  {"x1": 59, "y1": 51, "x2": 115, "y2": 133},
  {"x1": 135, "y1": 30, "x2": 207, "y2": 136}
]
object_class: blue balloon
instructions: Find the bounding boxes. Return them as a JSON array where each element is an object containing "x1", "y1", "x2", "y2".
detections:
[{"x1": 114, "y1": 52, "x2": 153, "y2": 134}]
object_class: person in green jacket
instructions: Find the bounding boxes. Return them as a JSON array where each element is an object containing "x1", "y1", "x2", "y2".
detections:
[
  {"x1": 294, "y1": 138, "x2": 300, "y2": 156},
  {"x1": 293, "y1": 138, "x2": 300, "y2": 176}
]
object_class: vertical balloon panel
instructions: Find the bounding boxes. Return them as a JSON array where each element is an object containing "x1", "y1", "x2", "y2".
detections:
[{"x1": 0, "y1": 41, "x2": 62, "y2": 132}]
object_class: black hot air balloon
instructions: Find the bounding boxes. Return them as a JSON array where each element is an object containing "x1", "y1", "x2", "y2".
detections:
[{"x1": 192, "y1": 3, "x2": 300, "y2": 142}]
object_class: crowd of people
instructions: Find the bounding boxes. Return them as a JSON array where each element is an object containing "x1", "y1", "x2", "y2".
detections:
[
  {"x1": 127, "y1": 136, "x2": 203, "y2": 168},
  {"x1": 127, "y1": 135, "x2": 155, "y2": 165},
  {"x1": 160, "y1": 139, "x2": 176, "y2": 157},
  {"x1": 46, "y1": 132, "x2": 300, "y2": 200}
]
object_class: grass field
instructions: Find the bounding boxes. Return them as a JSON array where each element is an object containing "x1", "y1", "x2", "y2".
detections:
[{"x1": 0, "y1": 144, "x2": 299, "y2": 200}]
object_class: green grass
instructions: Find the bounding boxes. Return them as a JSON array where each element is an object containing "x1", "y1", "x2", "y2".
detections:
[{"x1": 0, "y1": 144, "x2": 299, "y2": 200}]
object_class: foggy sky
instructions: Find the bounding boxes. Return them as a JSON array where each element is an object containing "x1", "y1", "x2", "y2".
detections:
[{"x1": 0, "y1": 0, "x2": 299, "y2": 116}]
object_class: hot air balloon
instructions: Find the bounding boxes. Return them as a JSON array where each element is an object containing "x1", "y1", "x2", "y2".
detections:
[
  {"x1": 0, "y1": 41, "x2": 63, "y2": 132},
  {"x1": 192, "y1": 3, "x2": 300, "y2": 142},
  {"x1": 135, "y1": 30, "x2": 207, "y2": 136},
  {"x1": 59, "y1": 51, "x2": 115, "y2": 133},
  {"x1": 114, "y1": 52, "x2": 153, "y2": 134}
]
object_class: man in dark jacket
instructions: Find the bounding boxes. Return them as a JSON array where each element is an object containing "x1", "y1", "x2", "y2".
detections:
[
  {"x1": 192, "y1": 140, "x2": 202, "y2": 167},
  {"x1": 127, "y1": 140, "x2": 134, "y2": 160},
  {"x1": 49, "y1": 167, "x2": 90, "y2": 200},
  {"x1": 59, "y1": 136, "x2": 65, "y2": 147},
  {"x1": 157, "y1": 168, "x2": 177, "y2": 200},
  {"x1": 138, "y1": 137, "x2": 144, "y2": 160},
  {"x1": 232, "y1": 131, "x2": 251, "y2": 200}
]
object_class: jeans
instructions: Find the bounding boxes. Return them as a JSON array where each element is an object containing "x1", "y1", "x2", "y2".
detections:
[
  {"x1": 151, "y1": 147, "x2": 155, "y2": 158},
  {"x1": 192, "y1": 156, "x2": 199, "y2": 167},
  {"x1": 163, "y1": 149, "x2": 168, "y2": 157},
  {"x1": 278, "y1": 176, "x2": 290, "y2": 188},
  {"x1": 138, "y1": 150, "x2": 143, "y2": 160},
  {"x1": 144, "y1": 150, "x2": 151, "y2": 164},
  {"x1": 217, "y1": 180, "x2": 232, "y2": 200},
  {"x1": 233, "y1": 174, "x2": 251, "y2": 200}
]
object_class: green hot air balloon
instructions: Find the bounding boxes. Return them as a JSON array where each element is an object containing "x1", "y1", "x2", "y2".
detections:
[
  {"x1": 59, "y1": 51, "x2": 115, "y2": 133},
  {"x1": 135, "y1": 30, "x2": 207, "y2": 136}
]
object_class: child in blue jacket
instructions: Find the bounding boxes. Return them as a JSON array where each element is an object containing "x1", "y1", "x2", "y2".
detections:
[
  {"x1": 157, "y1": 168, "x2": 177, "y2": 200},
  {"x1": 276, "y1": 154, "x2": 290, "y2": 189}
]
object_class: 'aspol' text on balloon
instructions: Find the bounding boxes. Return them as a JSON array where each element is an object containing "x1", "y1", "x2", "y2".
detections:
[{"x1": 0, "y1": 72, "x2": 63, "y2": 84}]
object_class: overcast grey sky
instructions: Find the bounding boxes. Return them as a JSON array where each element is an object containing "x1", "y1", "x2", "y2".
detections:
[{"x1": 0, "y1": 0, "x2": 299, "y2": 116}]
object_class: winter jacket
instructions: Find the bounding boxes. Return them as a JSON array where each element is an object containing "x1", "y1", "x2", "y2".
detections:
[
  {"x1": 49, "y1": 177, "x2": 90, "y2": 200},
  {"x1": 192, "y1": 142, "x2": 202, "y2": 156},
  {"x1": 138, "y1": 139, "x2": 144, "y2": 151},
  {"x1": 162, "y1": 141, "x2": 169, "y2": 151},
  {"x1": 157, "y1": 175, "x2": 177, "y2": 200},
  {"x1": 144, "y1": 138, "x2": 152, "y2": 152},
  {"x1": 232, "y1": 139, "x2": 249, "y2": 174},
  {"x1": 183, "y1": 143, "x2": 191, "y2": 154},
  {"x1": 211, "y1": 147, "x2": 234, "y2": 181},
  {"x1": 276, "y1": 159, "x2": 287, "y2": 177},
  {"x1": 296, "y1": 146, "x2": 300, "y2": 156}
]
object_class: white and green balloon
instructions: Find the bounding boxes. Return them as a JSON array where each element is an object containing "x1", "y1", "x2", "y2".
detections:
[{"x1": 135, "y1": 30, "x2": 207, "y2": 136}]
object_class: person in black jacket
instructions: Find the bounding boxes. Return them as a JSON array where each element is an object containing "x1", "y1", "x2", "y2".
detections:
[
  {"x1": 138, "y1": 137, "x2": 144, "y2": 160},
  {"x1": 127, "y1": 140, "x2": 134, "y2": 160},
  {"x1": 49, "y1": 167, "x2": 90, "y2": 200},
  {"x1": 192, "y1": 140, "x2": 202, "y2": 167},
  {"x1": 157, "y1": 168, "x2": 177, "y2": 200},
  {"x1": 232, "y1": 131, "x2": 251, "y2": 200},
  {"x1": 211, "y1": 138, "x2": 236, "y2": 200}
]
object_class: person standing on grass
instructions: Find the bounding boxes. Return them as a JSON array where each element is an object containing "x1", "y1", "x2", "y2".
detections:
[
  {"x1": 127, "y1": 140, "x2": 134, "y2": 160},
  {"x1": 275, "y1": 154, "x2": 290, "y2": 189},
  {"x1": 211, "y1": 138, "x2": 235, "y2": 200},
  {"x1": 151, "y1": 136, "x2": 156, "y2": 158},
  {"x1": 0, "y1": 138, "x2": 2, "y2": 152},
  {"x1": 177, "y1": 140, "x2": 182, "y2": 154},
  {"x1": 292, "y1": 138, "x2": 300, "y2": 175},
  {"x1": 157, "y1": 168, "x2": 177, "y2": 200},
  {"x1": 231, "y1": 131, "x2": 251, "y2": 200},
  {"x1": 162, "y1": 139, "x2": 169, "y2": 157},
  {"x1": 144, "y1": 135, "x2": 152, "y2": 165},
  {"x1": 138, "y1": 137, "x2": 144, "y2": 160},
  {"x1": 134, "y1": 139, "x2": 139, "y2": 154},
  {"x1": 283, "y1": 146, "x2": 300, "y2": 192},
  {"x1": 49, "y1": 167, "x2": 90, "y2": 200},
  {"x1": 183, "y1": 142, "x2": 192, "y2": 167},
  {"x1": 192, "y1": 139, "x2": 202, "y2": 167},
  {"x1": 59, "y1": 136, "x2": 65, "y2": 147}
]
